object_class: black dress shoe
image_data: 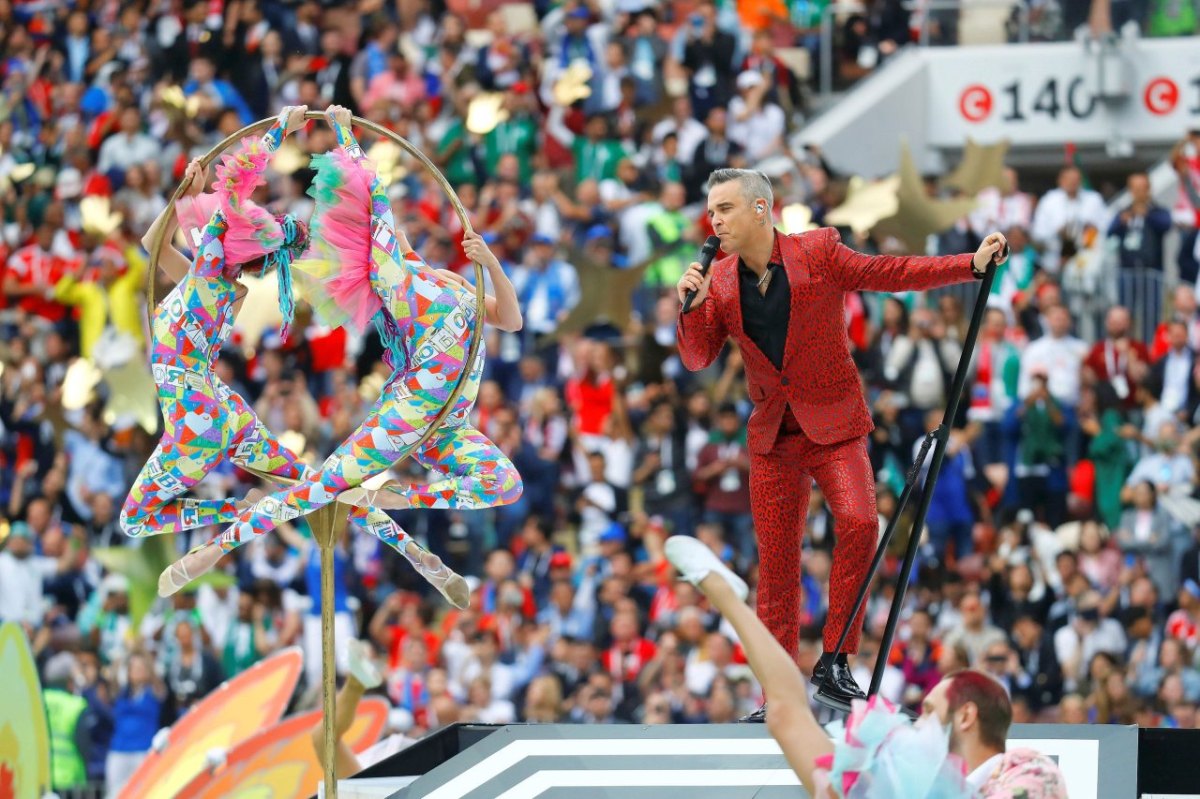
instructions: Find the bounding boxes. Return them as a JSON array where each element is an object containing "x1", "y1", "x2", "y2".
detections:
[
  {"x1": 811, "y1": 660, "x2": 829, "y2": 687},
  {"x1": 812, "y1": 662, "x2": 866, "y2": 713},
  {"x1": 739, "y1": 703, "x2": 767, "y2": 723}
]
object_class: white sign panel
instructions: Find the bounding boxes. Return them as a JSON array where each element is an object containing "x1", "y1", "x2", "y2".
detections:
[{"x1": 927, "y1": 37, "x2": 1200, "y2": 147}]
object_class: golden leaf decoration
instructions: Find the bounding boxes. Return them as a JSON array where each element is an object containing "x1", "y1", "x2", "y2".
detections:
[
  {"x1": 466, "y1": 92, "x2": 510, "y2": 135},
  {"x1": 941, "y1": 137, "x2": 1010, "y2": 196},
  {"x1": 555, "y1": 252, "x2": 651, "y2": 338},
  {"x1": 824, "y1": 175, "x2": 901, "y2": 234},
  {"x1": 365, "y1": 140, "x2": 409, "y2": 184},
  {"x1": 553, "y1": 62, "x2": 593, "y2": 107},
  {"x1": 271, "y1": 141, "x2": 310, "y2": 176},
  {"x1": 102, "y1": 359, "x2": 159, "y2": 434},
  {"x1": 871, "y1": 142, "x2": 978, "y2": 254},
  {"x1": 81, "y1": 196, "x2": 124, "y2": 237},
  {"x1": 780, "y1": 204, "x2": 819, "y2": 234},
  {"x1": 61, "y1": 358, "x2": 103, "y2": 410},
  {"x1": 161, "y1": 85, "x2": 200, "y2": 118}
]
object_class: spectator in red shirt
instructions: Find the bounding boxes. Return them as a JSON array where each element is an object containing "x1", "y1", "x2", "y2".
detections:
[
  {"x1": 889, "y1": 608, "x2": 942, "y2": 707},
  {"x1": 1152, "y1": 285, "x2": 1200, "y2": 359},
  {"x1": 1083, "y1": 306, "x2": 1149, "y2": 407},
  {"x1": 369, "y1": 594, "x2": 443, "y2": 671},
  {"x1": 1166, "y1": 579, "x2": 1200, "y2": 649},
  {"x1": 565, "y1": 338, "x2": 617, "y2": 438},
  {"x1": 5, "y1": 222, "x2": 69, "y2": 323},
  {"x1": 601, "y1": 609, "x2": 657, "y2": 684}
]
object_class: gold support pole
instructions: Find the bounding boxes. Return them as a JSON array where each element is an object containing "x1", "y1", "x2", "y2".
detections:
[{"x1": 308, "y1": 500, "x2": 347, "y2": 799}]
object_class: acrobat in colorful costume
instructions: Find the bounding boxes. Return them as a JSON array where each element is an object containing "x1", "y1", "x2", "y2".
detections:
[
  {"x1": 122, "y1": 109, "x2": 464, "y2": 603},
  {"x1": 167, "y1": 109, "x2": 522, "y2": 586}
]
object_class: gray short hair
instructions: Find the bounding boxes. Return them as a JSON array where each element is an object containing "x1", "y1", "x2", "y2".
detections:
[{"x1": 707, "y1": 168, "x2": 774, "y2": 209}]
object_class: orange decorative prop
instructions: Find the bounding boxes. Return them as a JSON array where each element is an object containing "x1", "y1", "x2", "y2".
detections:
[
  {"x1": 119, "y1": 648, "x2": 304, "y2": 799},
  {"x1": 175, "y1": 698, "x2": 389, "y2": 799}
]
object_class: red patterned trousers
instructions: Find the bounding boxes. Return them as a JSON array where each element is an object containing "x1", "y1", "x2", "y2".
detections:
[{"x1": 749, "y1": 413, "x2": 876, "y2": 661}]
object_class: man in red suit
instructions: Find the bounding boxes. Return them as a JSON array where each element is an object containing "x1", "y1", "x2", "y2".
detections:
[{"x1": 676, "y1": 169, "x2": 1008, "y2": 717}]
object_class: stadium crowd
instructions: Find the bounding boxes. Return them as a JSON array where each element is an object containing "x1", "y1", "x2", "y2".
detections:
[{"x1": 2, "y1": 0, "x2": 1200, "y2": 796}]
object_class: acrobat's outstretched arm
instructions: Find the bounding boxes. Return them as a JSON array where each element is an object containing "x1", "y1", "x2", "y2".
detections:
[
  {"x1": 222, "y1": 105, "x2": 305, "y2": 224},
  {"x1": 326, "y1": 105, "x2": 402, "y2": 260},
  {"x1": 143, "y1": 158, "x2": 206, "y2": 283}
]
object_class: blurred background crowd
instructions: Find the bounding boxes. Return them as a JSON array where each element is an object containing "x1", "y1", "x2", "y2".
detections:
[{"x1": 2, "y1": 0, "x2": 1200, "y2": 796}]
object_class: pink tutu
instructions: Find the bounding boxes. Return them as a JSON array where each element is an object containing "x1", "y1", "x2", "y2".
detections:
[
  {"x1": 172, "y1": 137, "x2": 287, "y2": 271},
  {"x1": 292, "y1": 149, "x2": 381, "y2": 333},
  {"x1": 812, "y1": 696, "x2": 969, "y2": 799}
]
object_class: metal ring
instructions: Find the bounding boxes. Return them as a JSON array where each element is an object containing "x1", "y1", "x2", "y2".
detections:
[{"x1": 145, "y1": 111, "x2": 485, "y2": 485}]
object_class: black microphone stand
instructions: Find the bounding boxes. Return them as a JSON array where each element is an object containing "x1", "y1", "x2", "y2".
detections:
[{"x1": 816, "y1": 260, "x2": 998, "y2": 707}]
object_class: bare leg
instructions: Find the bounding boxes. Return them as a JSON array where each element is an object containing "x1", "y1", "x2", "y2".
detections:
[
  {"x1": 311, "y1": 676, "x2": 365, "y2": 781},
  {"x1": 697, "y1": 573, "x2": 833, "y2": 794}
]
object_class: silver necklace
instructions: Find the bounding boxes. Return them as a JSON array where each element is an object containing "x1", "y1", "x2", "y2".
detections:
[{"x1": 757, "y1": 266, "x2": 772, "y2": 291}]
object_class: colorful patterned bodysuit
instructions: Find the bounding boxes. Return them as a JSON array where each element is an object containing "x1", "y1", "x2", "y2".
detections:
[
  {"x1": 121, "y1": 118, "x2": 428, "y2": 558},
  {"x1": 215, "y1": 118, "x2": 523, "y2": 552}
]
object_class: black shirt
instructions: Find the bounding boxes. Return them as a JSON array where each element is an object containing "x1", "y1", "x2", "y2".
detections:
[{"x1": 737, "y1": 236, "x2": 789, "y2": 371}]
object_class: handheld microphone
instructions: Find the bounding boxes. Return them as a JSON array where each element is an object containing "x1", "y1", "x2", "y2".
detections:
[{"x1": 681, "y1": 235, "x2": 722, "y2": 315}]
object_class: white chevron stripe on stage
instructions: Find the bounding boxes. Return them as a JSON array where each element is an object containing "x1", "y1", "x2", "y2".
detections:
[
  {"x1": 495, "y1": 769, "x2": 804, "y2": 799},
  {"x1": 358, "y1": 723, "x2": 1138, "y2": 799},
  {"x1": 421, "y1": 739, "x2": 790, "y2": 799}
]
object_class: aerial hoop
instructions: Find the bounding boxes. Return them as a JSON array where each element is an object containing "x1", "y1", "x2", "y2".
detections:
[{"x1": 144, "y1": 110, "x2": 486, "y2": 476}]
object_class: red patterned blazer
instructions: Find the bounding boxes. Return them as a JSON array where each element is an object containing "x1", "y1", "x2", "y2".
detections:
[{"x1": 677, "y1": 228, "x2": 978, "y2": 454}]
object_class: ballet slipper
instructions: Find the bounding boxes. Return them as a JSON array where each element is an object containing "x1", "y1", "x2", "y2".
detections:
[
  {"x1": 235, "y1": 487, "x2": 266, "y2": 513},
  {"x1": 337, "y1": 485, "x2": 410, "y2": 510},
  {"x1": 401, "y1": 540, "x2": 470, "y2": 609},
  {"x1": 158, "y1": 543, "x2": 224, "y2": 597}
]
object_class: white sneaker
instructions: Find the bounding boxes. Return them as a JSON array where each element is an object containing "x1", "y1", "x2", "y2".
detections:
[
  {"x1": 664, "y1": 535, "x2": 749, "y2": 601},
  {"x1": 347, "y1": 639, "x2": 383, "y2": 690}
]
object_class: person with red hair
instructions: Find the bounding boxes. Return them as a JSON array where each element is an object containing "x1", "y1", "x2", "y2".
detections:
[{"x1": 922, "y1": 670, "x2": 1068, "y2": 797}]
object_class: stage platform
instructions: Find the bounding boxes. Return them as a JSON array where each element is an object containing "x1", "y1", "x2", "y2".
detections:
[{"x1": 320, "y1": 721, "x2": 1193, "y2": 798}]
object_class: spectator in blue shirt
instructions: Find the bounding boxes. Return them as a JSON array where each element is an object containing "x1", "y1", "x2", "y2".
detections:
[{"x1": 105, "y1": 652, "x2": 164, "y2": 797}]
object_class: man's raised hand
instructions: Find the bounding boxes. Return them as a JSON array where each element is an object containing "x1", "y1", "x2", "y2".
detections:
[{"x1": 677, "y1": 261, "x2": 714, "y2": 309}]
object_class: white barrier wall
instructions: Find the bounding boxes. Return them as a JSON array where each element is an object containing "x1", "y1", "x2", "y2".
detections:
[
  {"x1": 804, "y1": 36, "x2": 1200, "y2": 177},
  {"x1": 927, "y1": 38, "x2": 1200, "y2": 147}
]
